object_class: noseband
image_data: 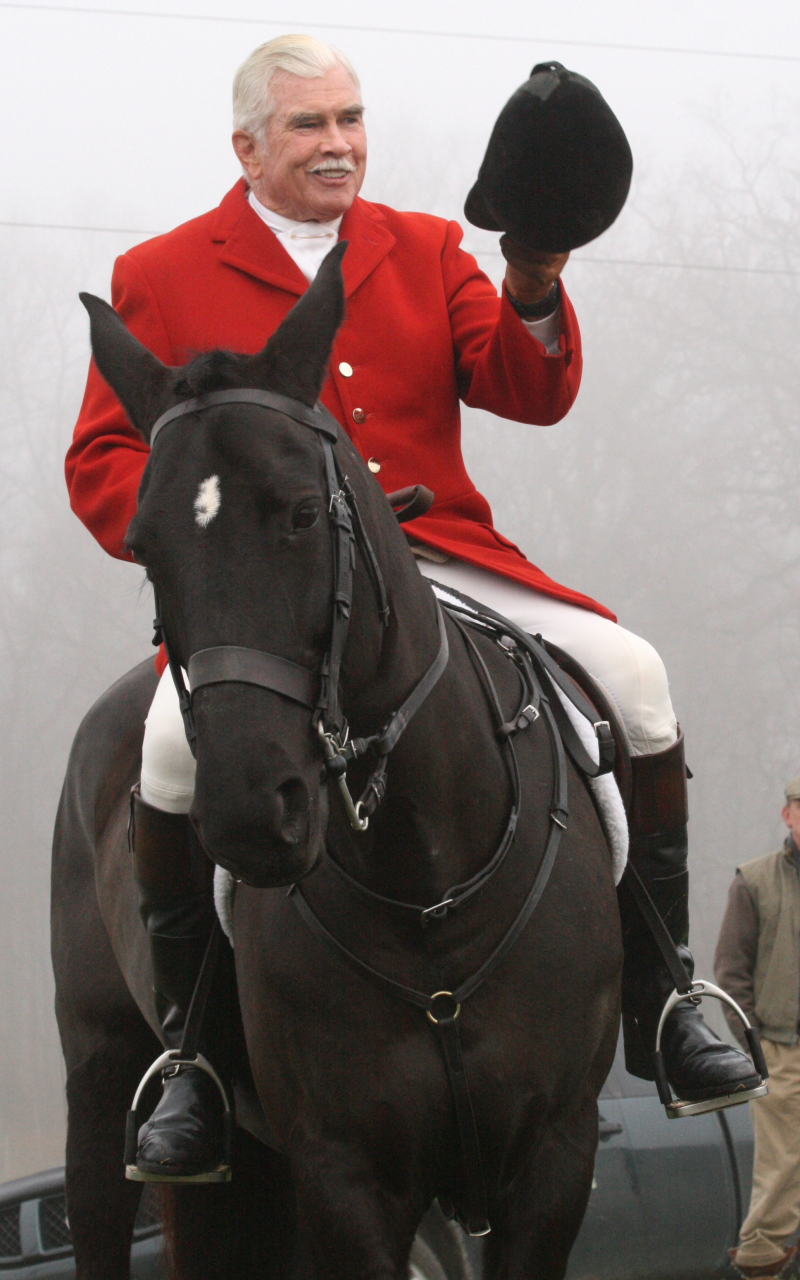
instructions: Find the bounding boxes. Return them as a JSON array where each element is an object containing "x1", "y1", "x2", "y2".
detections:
[{"x1": 148, "y1": 387, "x2": 449, "y2": 831}]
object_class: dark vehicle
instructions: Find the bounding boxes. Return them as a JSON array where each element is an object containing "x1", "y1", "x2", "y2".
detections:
[
  {"x1": 568, "y1": 1034, "x2": 754, "y2": 1280},
  {"x1": 0, "y1": 1169, "x2": 163, "y2": 1277},
  {"x1": 0, "y1": 1037, "x2": 754, "y2": 1279},
  {"x1": 0, "y1": 1169, "x2": 470, "y2": 1279}
]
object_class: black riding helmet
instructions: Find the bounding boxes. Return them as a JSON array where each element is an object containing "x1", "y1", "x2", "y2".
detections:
[{"x1": 464, "y1": 62, "x2": 633, "y2": 254}]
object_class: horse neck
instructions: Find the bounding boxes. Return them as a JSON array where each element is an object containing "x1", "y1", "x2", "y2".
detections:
[{"x1": 332, "y1": 517, "x2": 513, "y2": 908}]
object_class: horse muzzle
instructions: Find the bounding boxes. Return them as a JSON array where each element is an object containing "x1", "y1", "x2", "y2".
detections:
[
  {"x1": 189, "y1": 692, "x2": 327, "y2": 887},
  {"x1": 192, "y1": 776, "x2": 325, "y2": 888}
]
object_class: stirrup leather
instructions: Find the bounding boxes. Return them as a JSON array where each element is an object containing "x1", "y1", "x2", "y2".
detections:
[
  {"x1": 653, "y1": 980, "x2": 769, "y2": 1119},
  {"x1": 124, "y1": 1048, "x2": 233, "y2": 1183}
]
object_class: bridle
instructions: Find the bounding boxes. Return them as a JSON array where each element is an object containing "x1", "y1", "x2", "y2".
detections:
[
  {"x1": 145, "y1": 384, "x2": 618, "y2": 1238},
  {"x1": 148, "y1": 386, "x2": 450, "y2": 832}
]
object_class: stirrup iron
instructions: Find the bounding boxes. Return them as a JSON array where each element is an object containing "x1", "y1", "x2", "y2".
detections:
[
  {"x1": 124, "y1": 920, "x2": 233, "y2": 1182},
  {"x1": 653, "y1": 980, "x2": 769, "y2": 1119},
  {"x1": 124, "y1": 1048, "x2": 233, "y2": 1183}
]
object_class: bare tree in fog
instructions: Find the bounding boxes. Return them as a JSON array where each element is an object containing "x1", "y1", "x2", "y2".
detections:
[
  {"x1": 0, "y1": 236, "x2": 151, "y2": 1177},
  {"x1": 462, "y1": 107, "x2": 800, "y2": 985}
]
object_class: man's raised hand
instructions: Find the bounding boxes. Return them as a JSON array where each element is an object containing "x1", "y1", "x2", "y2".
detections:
[{"x1": 500, "y1": 235, "x2": 569, "y2": 307}]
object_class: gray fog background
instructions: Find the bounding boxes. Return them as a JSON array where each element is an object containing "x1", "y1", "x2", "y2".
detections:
[{"x1": 1, "y1": 0, "x2": 799, "y2": 1180}]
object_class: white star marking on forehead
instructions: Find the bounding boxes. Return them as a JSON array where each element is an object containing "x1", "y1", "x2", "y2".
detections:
[{"x1": 194, "y1": 475, "x2": 221, "y2": 528}]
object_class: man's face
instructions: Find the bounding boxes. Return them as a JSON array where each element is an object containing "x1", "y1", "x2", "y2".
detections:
[
  {"x1": 232, "y1": 66, "x2": 366, "y2": 222},
  {"x1": 782, "y1": 798, "x2": 800, "y2": 846}
]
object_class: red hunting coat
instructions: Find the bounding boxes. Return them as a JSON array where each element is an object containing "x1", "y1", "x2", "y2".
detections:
[{"x1": 67, "y1": 178, "x2": 614, "y2": 626}]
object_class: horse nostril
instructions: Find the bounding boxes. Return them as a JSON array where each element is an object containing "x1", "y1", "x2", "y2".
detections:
[{"x1": 276, "y1": 777, "x2": 310, "y2": 845}]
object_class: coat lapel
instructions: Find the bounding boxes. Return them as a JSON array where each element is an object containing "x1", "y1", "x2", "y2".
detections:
[
  {"x1": 211, "y1": 180, "x2": 396, "y2": 299},
  {"x1": 338, "y1": 199, "x2": 396, "y2": 298},
  {"x1": 212, "y1": 179, "x2": 308, "y2": 296}
]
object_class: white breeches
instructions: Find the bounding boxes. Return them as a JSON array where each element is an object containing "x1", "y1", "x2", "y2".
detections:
[
  {"x1": 417, "y1": 561, "x2": 677, "y2": 756},
  {"x1": 140, "y1": 560, "x2": 678, "y2": 815},
  {"x1": 141, "y1": 670, "x2": 200, "y2": 814}
]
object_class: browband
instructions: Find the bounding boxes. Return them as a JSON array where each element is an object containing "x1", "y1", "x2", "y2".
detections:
[
  {"x1": 149, "y1": 388, "x2": 340, "y2": 450},
  {"x1": 188, "y1": 646, "x2": 318, "y2": 710}
]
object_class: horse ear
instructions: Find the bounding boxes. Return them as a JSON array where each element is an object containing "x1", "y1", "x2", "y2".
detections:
[
  {"x1": 247, "y1": 240, "x2": 347, "y2": 406},
  {"x1": 79, "y1": 293, "x2": 174, "y2": 442}
]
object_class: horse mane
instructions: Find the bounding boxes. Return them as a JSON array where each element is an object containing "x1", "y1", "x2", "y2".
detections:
[
  {"x1": 171, "y1": 336, "x2": 327, "y2": 407},
  {"x1": 173, "y1": 349, "x2": 259, "y2": 399}
]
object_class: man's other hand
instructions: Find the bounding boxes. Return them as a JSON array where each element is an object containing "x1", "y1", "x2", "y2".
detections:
[{"x1": 500, "y1": 235, "x2": 569, "y2": 306}]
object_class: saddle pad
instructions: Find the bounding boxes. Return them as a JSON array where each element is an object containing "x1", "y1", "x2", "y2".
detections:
[
  {"x1": 551, "y1": 683, "x2": 628, "y2": 883},
  {"x1": 214, "y1": 866, "x2": 236, "y2": 945}
]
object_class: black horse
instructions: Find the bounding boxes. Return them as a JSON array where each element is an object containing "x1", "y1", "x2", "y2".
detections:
[{"x1": 51, "y1": 245, "x2": 621, "y2": 1279}]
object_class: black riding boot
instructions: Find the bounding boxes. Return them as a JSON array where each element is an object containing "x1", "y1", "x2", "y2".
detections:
[
  {"x1": 618, "y1": 733, "x2": 761, "y2": 1102},
  {"x1": 130, "y1": 787, "x2": 227, "y2": 1179}
]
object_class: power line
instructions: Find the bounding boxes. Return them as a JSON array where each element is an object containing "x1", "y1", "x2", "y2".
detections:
[
  {"x1": 0, "y1": 218, "x2": 156, "y2": 234},
  {"x1": 0, "y1": 2, "x2": 799, "y2": 65},
  {"x1": 580, "y1": 257, "x2": 800, "y2": 276},
  {"x1": 473, "y1": 248, "x2": 800, "y2": 277},
  {"x1": 2, "y1": 217, "x2": 798, "y2": 276}
]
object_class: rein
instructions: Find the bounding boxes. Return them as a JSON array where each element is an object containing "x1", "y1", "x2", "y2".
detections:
[{"x1": 145, "y1": 384, "x2": 616, "y2": 1240}]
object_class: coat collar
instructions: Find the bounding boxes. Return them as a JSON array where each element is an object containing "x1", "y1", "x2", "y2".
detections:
[{"x1": 211, "y1": 179, "x2": 396, "y2": 299}]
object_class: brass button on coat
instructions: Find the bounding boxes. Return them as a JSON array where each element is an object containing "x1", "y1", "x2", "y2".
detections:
[
  {"x1": 367, "y1": 458, "x2": 381, "y2": 474},
  {"x1": 353, "y1": 408, "x2": 366, "y2": 424},
  {"x1": 338, "y1": 361, "x2": 353, "y2": 377}
]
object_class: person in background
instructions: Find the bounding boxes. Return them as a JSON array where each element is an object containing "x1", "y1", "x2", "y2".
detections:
[{"x1": 715, "y1": 777, "x2": 800, "y2": 1279}]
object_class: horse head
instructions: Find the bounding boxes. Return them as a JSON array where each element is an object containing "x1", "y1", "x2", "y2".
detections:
[{"x1": 81, "y1": 242, "x2": 401, "y2": 888}]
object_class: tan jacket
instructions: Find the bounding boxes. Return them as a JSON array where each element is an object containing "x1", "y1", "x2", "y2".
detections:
[{"x1": 714, "y1": 840, "x2": 800, "y2": 1046}]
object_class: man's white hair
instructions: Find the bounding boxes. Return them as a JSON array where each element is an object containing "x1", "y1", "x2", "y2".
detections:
[{"x1": 233, "y1": 35, "x2": 360, "y2": 138}]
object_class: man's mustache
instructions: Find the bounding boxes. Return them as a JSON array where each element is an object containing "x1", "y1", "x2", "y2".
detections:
[{"x1": 308, "y1": 158, "x2": 358, "y2": 174}]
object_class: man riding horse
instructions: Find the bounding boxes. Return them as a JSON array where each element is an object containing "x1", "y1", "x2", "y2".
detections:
[{"x1": 66, "y1": 34, "x2": 757, "y2": 1182}]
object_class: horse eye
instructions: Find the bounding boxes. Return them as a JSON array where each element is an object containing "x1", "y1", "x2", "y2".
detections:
[{"x1": 292, "y1": 501, "x2": 321, "y2": 531}]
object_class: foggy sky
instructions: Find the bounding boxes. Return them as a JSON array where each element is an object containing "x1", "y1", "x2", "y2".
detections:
[{"x1": 1, "y1": 0, "x2": 799, "y2": 1181}]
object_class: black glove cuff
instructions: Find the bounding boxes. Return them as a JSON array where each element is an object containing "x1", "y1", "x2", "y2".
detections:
[{"x1": 507, "y1": 279, "x2": 560, "y2": 321}]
